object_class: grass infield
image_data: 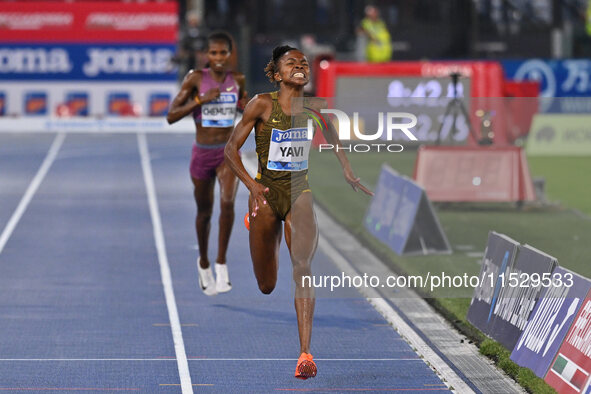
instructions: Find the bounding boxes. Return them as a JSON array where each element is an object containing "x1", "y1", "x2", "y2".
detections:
[{"x1": 308, "y1": 148, "x2": 591, "y2": 393}]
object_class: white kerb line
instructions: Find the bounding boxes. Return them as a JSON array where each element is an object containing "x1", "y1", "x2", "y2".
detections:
[
  {"x1": 0, "y1": 132, "x2": 66, "y2": 255},
  {"x1": 137, "y1": 133, "x2": 193, "y2": 394}
]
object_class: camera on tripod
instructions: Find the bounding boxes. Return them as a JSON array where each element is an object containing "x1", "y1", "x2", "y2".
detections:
[
  {"x1": 449, "y1": 72, "x2": 461, "y2": 97},
  {"x1": 436, "y1": 72, "x2": 493, "y2": 146}
]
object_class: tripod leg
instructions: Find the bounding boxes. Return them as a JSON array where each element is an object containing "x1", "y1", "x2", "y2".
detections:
[{"x1": 437, "y1": 100, "x2": 455, "y2": 145}]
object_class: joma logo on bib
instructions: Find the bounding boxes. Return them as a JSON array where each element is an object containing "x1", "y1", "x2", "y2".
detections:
[
  {"x1": 272, "y1": 128, "x2": 309, "y2": 143},
  {"x1": 210, "y1": 93, "x2": 237, "y2": 104}
]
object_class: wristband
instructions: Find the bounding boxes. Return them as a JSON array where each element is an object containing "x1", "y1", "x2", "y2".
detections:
[{"x1": 194, "y1": 95, "x2": 201, "y2": 105}]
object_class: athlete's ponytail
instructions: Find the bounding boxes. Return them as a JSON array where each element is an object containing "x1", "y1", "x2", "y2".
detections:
[{"x1": 264, "y1": 45, "x2": 298, "y2": 85}]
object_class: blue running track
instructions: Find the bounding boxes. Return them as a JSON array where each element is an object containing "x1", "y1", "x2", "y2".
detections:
[{"x1": 0, "y1": 132, "x2": 451, "y2": 392}]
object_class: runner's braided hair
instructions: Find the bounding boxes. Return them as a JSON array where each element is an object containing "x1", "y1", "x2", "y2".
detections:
[{"x1": 264, "y1": 45, "x2": 298, "y2": 85}]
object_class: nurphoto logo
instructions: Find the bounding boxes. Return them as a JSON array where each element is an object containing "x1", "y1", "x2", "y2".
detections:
[{"x1": 305, "y1": 108, "x2": 418, "y2": 153}]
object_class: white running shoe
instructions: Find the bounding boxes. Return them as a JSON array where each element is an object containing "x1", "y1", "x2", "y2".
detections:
[
  {"x1": 197, "y1": 258, "x2": 217, "y2": 296},
  {"x1": 215, "y1": 263, "x2": 232, "y2": 293}
]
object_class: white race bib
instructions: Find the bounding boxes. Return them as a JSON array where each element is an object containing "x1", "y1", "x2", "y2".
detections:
[
  {"x1": 201, "y1": 92, "x2": 237, "y2": 127},
  {"x1": 267, "y1": 127, "x2": 311, "y2": 171}
]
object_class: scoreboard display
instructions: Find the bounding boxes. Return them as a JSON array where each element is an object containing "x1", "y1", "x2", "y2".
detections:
[
  {"x1": 335, "y1": 76, "x2": 472, "y2": 143},
  {"x1": 315, "y1": 61, "x2": 505, "y2": 146}
]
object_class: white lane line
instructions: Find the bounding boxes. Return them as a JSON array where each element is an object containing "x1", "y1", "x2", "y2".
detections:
[
  {"x1": 137, "y1": 133, "x2": 193, "y2": 394},
  {"x1": 318, "y1": 235, "x2": 474, "y2": 394},
  {"x1": 0, "y1": 132, "x2": 66, "y2": 255},
  {"x1": 0, "y1": 358, "x2": 423, "y2": 361},
  {"x1": 0, "y1": 359, "x2": 178, "y2": 362},
  {"x1": 189, "y1": 358, "x2": 424, "y2": 361}
]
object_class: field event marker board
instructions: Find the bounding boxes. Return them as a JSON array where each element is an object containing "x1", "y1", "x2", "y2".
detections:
[{"x1": 364, "y1": 164, "x2": 451, "y2": 256}]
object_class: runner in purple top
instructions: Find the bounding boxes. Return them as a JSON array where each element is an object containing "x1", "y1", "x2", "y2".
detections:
[{"x1": 167, "y1": 31, "x2": 247, "y2": 296}]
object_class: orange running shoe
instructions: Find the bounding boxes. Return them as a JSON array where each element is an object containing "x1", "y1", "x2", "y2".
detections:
[{"x1": 294, "y1": 352, "x2": 317, "y2": 379}]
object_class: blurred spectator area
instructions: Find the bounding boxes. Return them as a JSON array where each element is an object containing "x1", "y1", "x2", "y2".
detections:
[
  {"x1": 33, "y1": 0, "x2": 584, "y2": 91},
  {"x1": 472, "y1": 0, "x2": 591, "y2": 58},
  {"x1": 11, "y1": 0, "x2": 591, "y2": 61},
  {"x1": 190, "y1": 0, "x2": 591, "y2": 92},
  {"x1": 195, "y1": 0, "x2": 591, "y2": 57}
]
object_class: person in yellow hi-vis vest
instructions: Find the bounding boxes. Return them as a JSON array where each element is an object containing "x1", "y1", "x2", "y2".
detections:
[
  {"x1": 586, "y1": 0, "x2": 591, "y2": 36},
  {"x1": 358, "y1": 5, "x2": 392, "y2": 63}
]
